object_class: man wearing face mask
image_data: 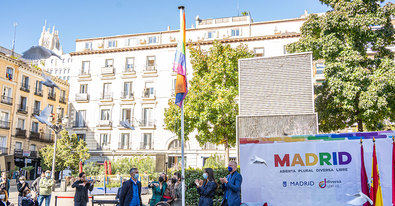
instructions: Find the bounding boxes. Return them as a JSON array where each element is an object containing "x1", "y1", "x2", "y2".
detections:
[
  {"x1": 17, "y1": 176, "x2": 30, "y2": 206},
  {"x1": 38, "y1": 170, "x2": 54, "y2": 206},
  {"x1": 219, "y1": 161, "x2": 242, "y2": 206},
  {"x1": 119, "y1": 168, "x2": 142, "y2": 206}
]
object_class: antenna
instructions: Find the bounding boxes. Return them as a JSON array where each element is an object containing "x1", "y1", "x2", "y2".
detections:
[{"x1": 236, "y1": 0, "x2": 240, "y2": 16}]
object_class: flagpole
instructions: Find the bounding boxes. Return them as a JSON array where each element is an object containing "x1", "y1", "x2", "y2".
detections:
[{"x1": 178, "y1": 5, "x2": 186, "y2": 206}]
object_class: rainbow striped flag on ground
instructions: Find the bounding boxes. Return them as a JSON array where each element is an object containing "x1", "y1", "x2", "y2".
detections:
[{"x1": 173, "y1": 8, "x2": 188, "y2": 107}]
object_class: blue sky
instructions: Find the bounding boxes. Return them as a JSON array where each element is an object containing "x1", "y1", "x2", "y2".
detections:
[{"x1": 0, "y1": 0, "x2": 329, "y2": 53}]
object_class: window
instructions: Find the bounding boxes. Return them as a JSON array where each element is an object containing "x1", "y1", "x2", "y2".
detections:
[
  {"x1": 30, "y1": 144, "x2": 36, "y2": 152},
  {"x1": 146, "y1": 56, "x2": 155, "y2": 70},
  {"x1": 168, "y1": 156, "x2": 182, "y2": 168},
  {"x1": 80, "y1": 84, "x2": 88, "y2": 94},
  {"x1": 31, "y1": 122, "x2": 39, "y2": 132},
  {"x1": 2, "y1": 86, "x2": 12, "y2": 99},
  {"x1": 127, "y1": 38, "x2": 136, "y2": 46},
  {"x1": 85, "y1": 42, "x2": 92, "y2": 50},
  {"x1": 48, "y1": 104, "x2": 54, "y2": 114},
  {"x1": 254, "y1": 48, "x2": 264, "y2": 57},
  {"x1": 75, "y1": 110, "x2": 86, "y2": 127},
  {"x1": 33, "y1": 101, "x2": 41, "y2": 114},
  {"x1": 105, "y1": 59, "x2": 114, "y2": 67},
  {"x1": 0, "y1": 136, "x2": 6, "y2": 150},
  {"x1": 207, "y1": 31, "x2": 215, "y2": 39},
  {"x1": 107, "y1": 40, "x2": 117, "y2": 48},
  {"x1": 148, "y1": 36, "x2": 157, "y2": 44},
  {"x1": 315, "y1": 63, "x2": 325, "y2": 75},
  {"x1": 15, "y1": 142, "x2": 22, "y2": 150},
  {"x1": 283, "y1": 45, "x2": 288, "y2": 54},
  {"x1": 125, "y1": 58, "x2": 134, "y2": 72},
  {"x1": 144, "y1": 82, "x2": 155, "y2": 98},
  {"x1": 81, "y1": 61, "x2": 90, "y2": 74},
  {"x1": 231, "y1": 29, "x2": 240, "y2": 37},
  {"x1": 103, "y1": 83, "x2": 112, "y2": 98},
  {"x1": 77, "y1": 134, "x2": 86, "y2": 141},
  {"x1": 6, "y1": 67, "x2": 13, "y2": 80},
  {"x1": 100, "y1": 109, "x2": 110, "y2": 121},
  {"x1": 121, "y1": 108, "x2": 132, "y2": 122},
  {"x1": 119, "y1": 133, "x2": 130, "y2": 149},
  {"x1": 19, "y1": 97, "x2": 27, "y2": 110},
  {"x1": 168, "y1": 139, "x2": 181, "y2": 150},
  {"x1": 17, "y1": 119, "x2": 25, "y2": 129},
  {"x1": 141, "y1": 133, "x2": 152, "y2": 149},
  {"x1": 35, "y1": 80, "x2": 43, "y2": 94},
  {"x1": 59, "y1": 107, "x2": 64, "y2": 119},
  {"x1": 123, "y1": 82, "x2": 133, "y2": 98},
  {"x1": 21, "y1": 75, "x2": 29, "y2": 90},
  {"x1": 142, "y1": 108, "x2": 153, "y2": 126},
  {"x1": 0, "y1": 112, "x2": 9, "y2": 122},
  {"x1": 100, "y1": 133, "x2": 110, "y2": 148}
]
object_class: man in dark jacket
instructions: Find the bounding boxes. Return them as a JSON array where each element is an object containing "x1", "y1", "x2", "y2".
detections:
[
  {"x1": 72, "y1": 172, "x2": 94, "y2": 206},
  {"x1": 220, "y1": 161, "x2": 242, "y2": 206},
  {"x1": 119, "y1": 168, "x2": 142, "y2": 206}
]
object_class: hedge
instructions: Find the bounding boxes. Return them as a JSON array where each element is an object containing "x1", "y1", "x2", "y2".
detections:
[{"x1": 182, "y1": 167, "x2": 237, "y2": 206}]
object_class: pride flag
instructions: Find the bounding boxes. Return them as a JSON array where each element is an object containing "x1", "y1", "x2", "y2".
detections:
[{"x1": 173, "y1": 8, "x2": 188, "y2": 107}]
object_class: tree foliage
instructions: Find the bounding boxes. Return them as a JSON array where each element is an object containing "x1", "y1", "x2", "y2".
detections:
[
  {"x1": 287, "y1": 0, "x2": 394, "y2": 132},
  {"x1": 39, "y1": 130, "x2": 90, "y2": 173},
  {"x1": 164, "y1": 41, "x2": 254, "y2": 162}
]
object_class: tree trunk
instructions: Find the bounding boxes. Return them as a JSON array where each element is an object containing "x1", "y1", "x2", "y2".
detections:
[
  {"x1": 357, "y1": 118, "x2": 363, "y2": 132},
  {"x1": 224, "y1": 137, "x2": 229, "y2": 167}
]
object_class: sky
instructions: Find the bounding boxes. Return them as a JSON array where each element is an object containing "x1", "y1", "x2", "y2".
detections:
[{"x1": 0, "y1": 0, "x2": 329, "y2": 54}]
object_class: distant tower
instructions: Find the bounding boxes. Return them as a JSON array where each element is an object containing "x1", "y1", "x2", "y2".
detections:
[{"x1": 39, "y1": 20, "x2": 63, "y2": 55}]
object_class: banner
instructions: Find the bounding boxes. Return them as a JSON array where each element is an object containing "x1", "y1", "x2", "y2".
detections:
[{"x1": 240, "y1": 136, "x2": 394, "y2": 206}]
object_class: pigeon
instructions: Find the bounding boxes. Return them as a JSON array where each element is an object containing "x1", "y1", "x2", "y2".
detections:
[
  {"x1": 120, "y1": 120, "x2": 135, "y2": 130},
  {"x1": 41, "y1": 73, "x2": 60, "y2": 89},
  {"x1": 250, "y1": 155, "x2": 268, "y2": 166},
  {"x1": 33, "y1": 106, "x2": 53, "y2": 127},
  {"x1": 22, "y1": 45, "x2": 61, "y2": 60},
  {"x1": 346, "y1": 191, "x2": 373, "y2": 205}
]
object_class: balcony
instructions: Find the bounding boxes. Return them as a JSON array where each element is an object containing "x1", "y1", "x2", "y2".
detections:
[
  {"x1": 20, "y1": 84, "x2": 30, "y2": 93},
  {"x1": 59, "y1": 96, "x2": 66, "y2": 104},
  {"x1": 32, "y1": 108, "x2": 40, "y2": 116},
  {"x1": 75, "y1": 93, "x2": 89, "y2": 102},
  {"x1": 100, "y1": 93, "x2": 113, "y2": 102},
  {"x1": 142, "y1": 65, "x2": 158, "y2": 77},
  {"x1": 15, "y1": 129, "x2": 27, "y2": 138},
  {"x1": 14, "y1": 149, "x2": 23, "y2": 157},
  {"x1": 121, "y1": 68, "x2": 136, "y2": 78},
  {"x1": 142, "y1": 89, "x2": 156, "y2": 100},
  {"x1": 121, "y1": 92, "x2": 134, "y2": 100},
  {"x1": 41, "y1": 133, "x2": 54, "y2": 143},
  {"x1": 48, "y1": 92, "x2": 56, "y2": 101},
  {"x1": 17, "y1": 105, "x2": 28, "y2": 114},
  {"x1": 34, "y1": 90, "x2": 43, "y2": 97},
  {"x1": 139, "y1": 142, "x2": 152, "y2": 150},
  {"x1": 139, "y1": 120, "x2": 155, "y2": 129},
  {"x1": 97, "y1": 120, "x2": 112, "y2": 128},
  {"x1": 78, "y1": 72, "x2": 91, "y2": 81},
  {"x1": 30, "y1": 151, "x2": 37, "y2": 158},
  {"x1": 1, "y1": 95, "x2": 12, "y2": 105},
  {"x1": 0, "y1": 147, "x2": 8, "y2": 155},
  {"x1": 29, "y1": 131, "x2": 40, "y2": 141},
  {"x1": 73, "y1": 123, "x2": 87, "y2": 129},
  {"x1": 101, "y1": 66, "x2": 115, "y2": 75},
  {"x1": 0, "y1": 120, "x2": 10, "y2": 129}
]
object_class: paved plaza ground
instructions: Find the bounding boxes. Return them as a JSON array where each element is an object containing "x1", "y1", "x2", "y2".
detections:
[{"x1": 7, "y1": 181, "x2": 151, "y2": 206}]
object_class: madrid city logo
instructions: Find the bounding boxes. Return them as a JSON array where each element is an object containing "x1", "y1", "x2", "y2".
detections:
[
  {"x1": 318, "y1": 178, "x2": 341, "y2": 189},
  {"x1": 319, "y1": 179, "x2": 327, "y2": 188}
]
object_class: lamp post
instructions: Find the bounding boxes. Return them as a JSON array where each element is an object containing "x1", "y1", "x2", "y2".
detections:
[{"x1": 51, "y1": 106, "x2": 63, "y2": 179}]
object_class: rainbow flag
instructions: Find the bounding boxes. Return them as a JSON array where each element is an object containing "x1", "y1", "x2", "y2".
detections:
[{"x1": 173, "y1": 8, "x2": 188, "y2": 107}]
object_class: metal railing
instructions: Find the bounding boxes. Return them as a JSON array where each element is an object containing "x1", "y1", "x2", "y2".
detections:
[
  {"x1": 97, "y1": 120, "x2": 112, "y2": 127},
  {"x1": 30, "y1": 151, "x2": 37, "y2": 158},
  {"x1": 20, "y1": 84, "x2": 30, "y2": 92},
  {"x1": 0, "y1": 147, "x2": 7, "y2": 155},
  {"x1": 32, "y1": 108, "x2": 40, "y2": 116},
  {"x1": 101, "y1": 66, "x2": 115, "y2": 75},
  {"x1": 14, "y1": 149, "x2": 23, "y2": 157},
  {"x1": 17, "y1": 105, "x2": 28, "y2": 114},
  {"x1": 34, "y1": 90, "x2": 43, "y2": 96},
  {"x1": 48, "y1": 92, "x2": 56, "y2": 100},
  {"x1": 100, "y1": 93, "x2": 113, "y2": 101},
  {"x1": 15, "y1": 129, "x2": 27, "y2": 138},
  {"x1": 139, "y1": 142, "x2": 152, "y2": 150},
  {"x1": 144, "y1": 65, "x2": 156, "y2": 72},
  {"x1": 59, "y1": 96, "x2": 66, "y2": 104},
  {"x1": 75, "y1": 93, "x2": 89, "y2": 101},
  {"x1": 121, "y1": 92, "x2": 134, "y2": 99},
  {"x1": 0, "y1": 120, "x2": 10, "y2": 129},
  {"x1": 139, "y1": 120, "x2": 155, "y2": 128},
  {"x1": 142, "y1": 89, "x2": 155, "y2": 99},
  {"x1": 29, "y1": 131, "x2": 40, "y2": 140},
  {"x1": 1, "y1": 95, "x2": 12, "y2": 105}
]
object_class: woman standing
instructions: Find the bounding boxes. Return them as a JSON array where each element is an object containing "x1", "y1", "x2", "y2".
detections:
[
  {"x1": 17, "y1": 176, "x2": 30, "y2": 206},
  {"x1": 195, "y1": 168, "x2": 217, "y2": 206},
  {"x1": 0, "y1": 189, "x2": 13, "y2": 206},
  {"x1": 169, "y1": 172, "x2": 182, "y2": 206},
  {"x1": 148, "y1": 173, "x2": 167, "y2": 206}
]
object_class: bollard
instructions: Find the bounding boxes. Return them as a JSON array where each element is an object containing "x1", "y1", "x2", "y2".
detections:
[{"x1": 55, "y1": 196, "x2": 58, "y2": 206}]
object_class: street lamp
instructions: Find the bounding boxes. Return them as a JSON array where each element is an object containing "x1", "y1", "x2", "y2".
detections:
[{"x1": 50, "y1": 106, "x2": 63, "y2": 179}]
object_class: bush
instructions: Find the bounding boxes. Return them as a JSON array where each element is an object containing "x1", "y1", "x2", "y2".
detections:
[
  {"x1": 183, "y1": 167, "x2": 231, "y2": 206},
  {"x1": 203, "y1": 154, "x2": 225, "y2": 169}
]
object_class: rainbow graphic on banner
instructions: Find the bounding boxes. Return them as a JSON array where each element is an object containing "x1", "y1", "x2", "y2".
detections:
[{"x1": 173, "y1": 9, "x2": 188, "y2": 107}]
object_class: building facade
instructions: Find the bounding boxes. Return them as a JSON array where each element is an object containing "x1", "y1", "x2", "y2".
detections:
[
  {"x1": 0, "y1": 50, "x2": 69, "y2": 178},
  {"x1": 68, "y1": 14, "x2": 308, "y2": 168}
]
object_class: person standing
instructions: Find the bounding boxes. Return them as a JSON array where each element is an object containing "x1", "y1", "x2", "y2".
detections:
[
  {"x1": 169, "y1": 172, "x2": 182, "y2": 206},
  {"x1": 72, "y1": 172, "x2": 95, "y2": 206},
  {"x1": 31, "y1": 173, "x2": 45, "y2": 195},
  {"x1": 17, "y1": 176, "x2": 30, "y2": 206},
  {"x1": 119, "y1": 168, "x2": 142, "y2": 206},
  {"x1": 195, "y1": 168, "x2": 217, "y2": 206},
  {"x1": 0, "y1": 189, "x2": 13, "y2": 206},
  {"x1": 219, "y1": 161, "x2": 242, "y2": 206},
  {"x1": 38, "y1": 171, "x2": 54, "y2": 206},
  {"x1": 0, "y1": 172, "x2": 10, "y2": 196},
  {"x1": 148, "y1": 173, "x2": 167, "y2": 206}
]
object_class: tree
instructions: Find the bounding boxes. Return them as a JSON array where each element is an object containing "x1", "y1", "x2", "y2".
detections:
[
  {"x1": 287, "y1": 0, "x2": 394, "y2": 132},
  {"x1": 164, "y1": 42, "x2": 254, "y2": 165},
  {"x1": 39, "y1": 130, "x2": 90, "y2": 173}
]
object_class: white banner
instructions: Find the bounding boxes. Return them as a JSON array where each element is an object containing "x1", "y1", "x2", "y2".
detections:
[{"x1": 240, "y1": 138, "x2": 393, "y2": 206}]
